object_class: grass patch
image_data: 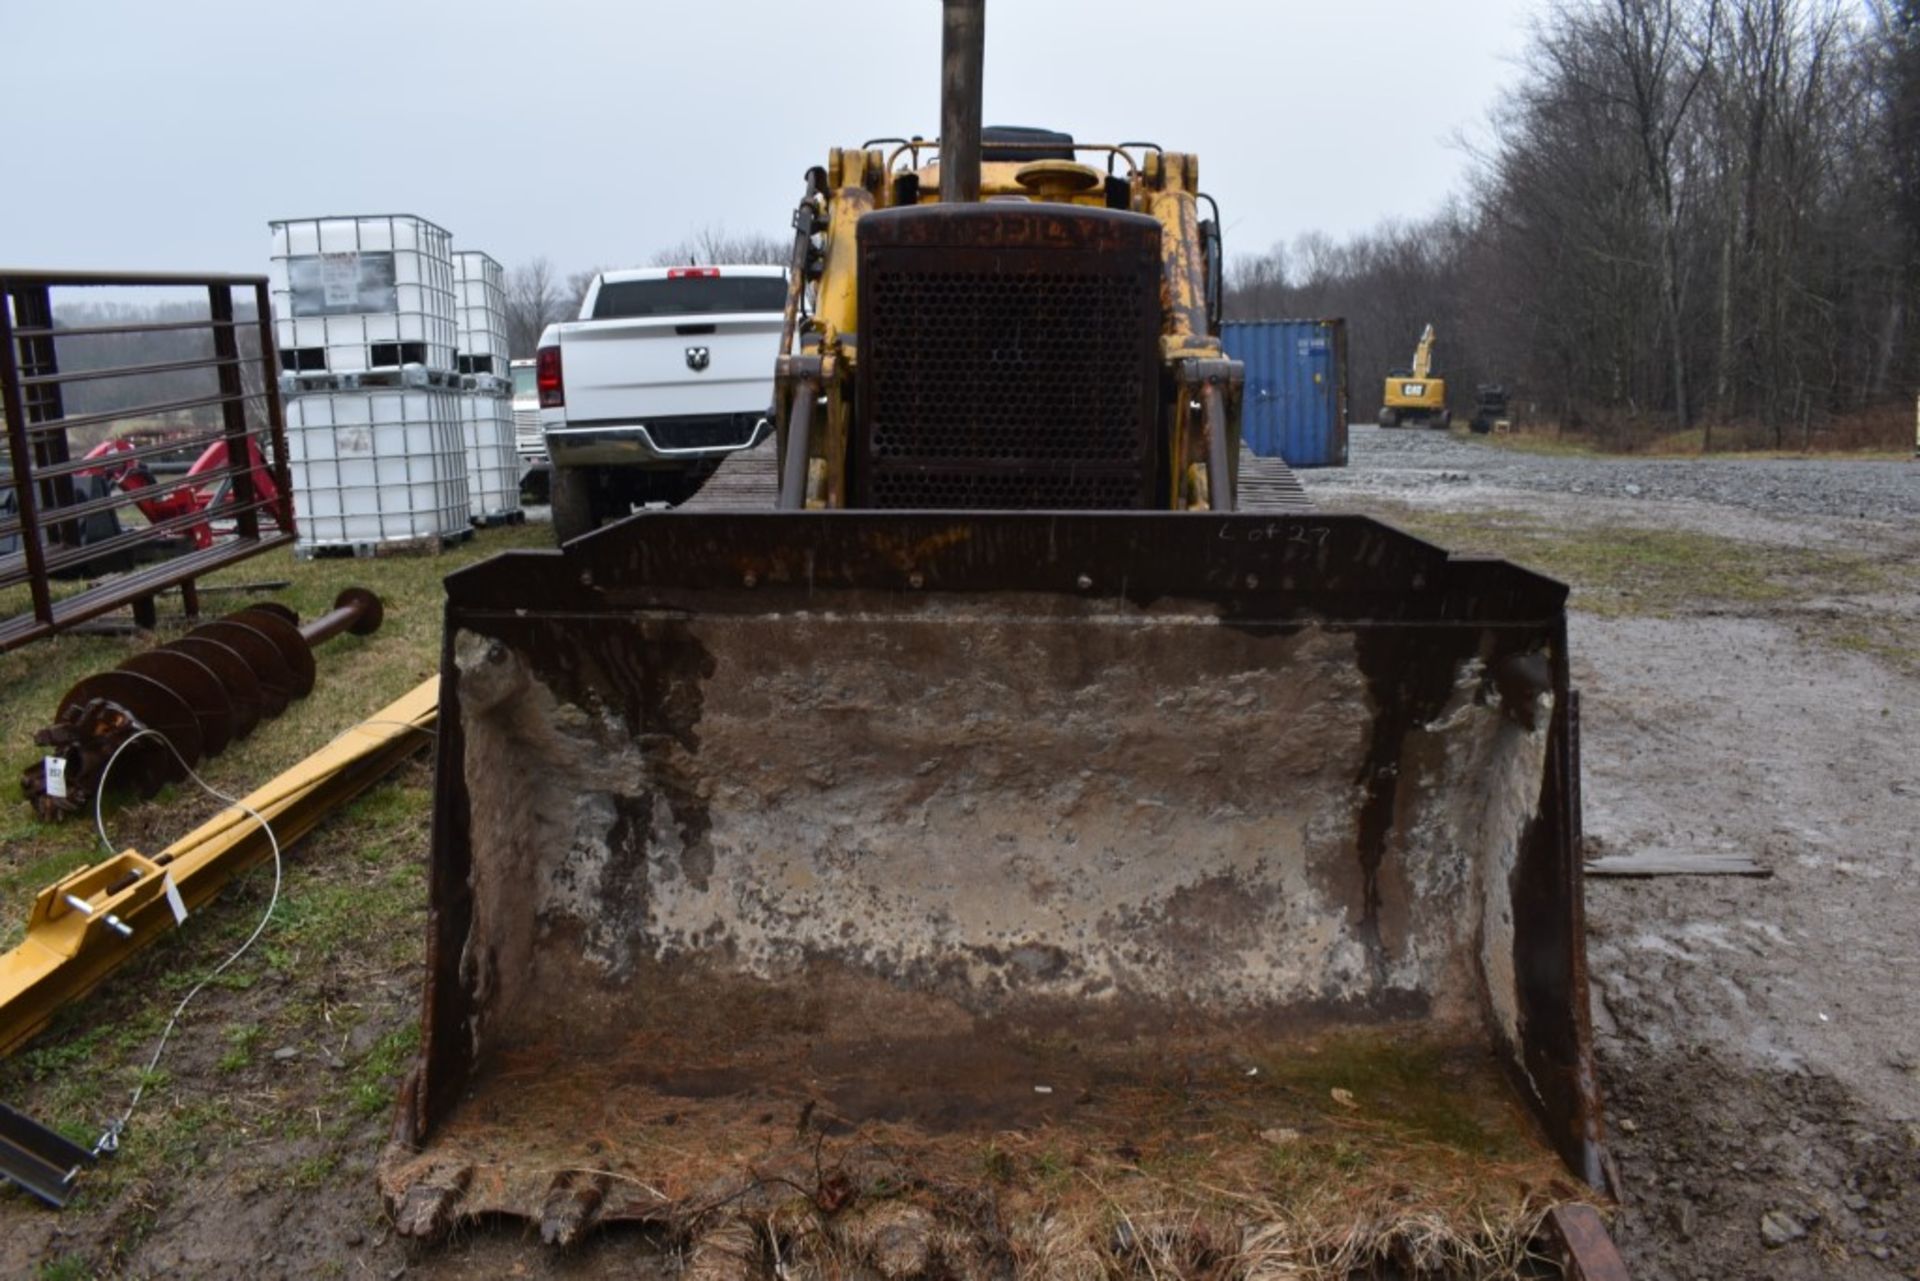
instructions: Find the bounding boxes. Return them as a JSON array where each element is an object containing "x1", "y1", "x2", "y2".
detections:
[
  {"x1": 0, "y1": 844, "x2": 105, "y2": 952},
  {"x1": 347, "y1": 1014, "x2": 422, "y2": 1113},
  {"x1": 347, "y1": 1022, "x2": 421, "y2": 1117},
  {"x1": 1, "y1": 521, "x2": 546, "y2": 951},
  {"x1": 1365, "y1": 502, "x2": 1920, "y2": 676},
  {"x1": 269, "y1": 860, "x2": 423, "y2": 969},
  {"x1": 1832, "y1": 630, "x2": 1920, "y2": 669},
  {"x1": 0, "y1": 523, "x2": 545, "y2": 1267},
  {"x1": 218, "y1": 1023, "x2": 264, "y2": 1073},
  {"x1": 37, "y1": 1257, "x2": 91, "y2": 1281},
  {"x1": 292, "y1": 1151, "x2": 340, "y2": 1189},
  {"x1": 1375, "y1": 504, "x2": 1898, "y2": 619}
]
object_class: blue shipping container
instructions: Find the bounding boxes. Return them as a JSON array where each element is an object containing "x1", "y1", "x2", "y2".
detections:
[{"x1": 1221, "y1": 319, "x2": 1349, "y2": 467}]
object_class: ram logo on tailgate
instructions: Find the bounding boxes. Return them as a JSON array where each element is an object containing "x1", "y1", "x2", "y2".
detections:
[{"x1": 685, "y1": 346, "x2": 710, "y2": 372}]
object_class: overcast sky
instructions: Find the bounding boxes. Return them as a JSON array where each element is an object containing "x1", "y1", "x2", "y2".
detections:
[{"x1": 2, "y1": 0, "x2": 1539, "y2": 281}]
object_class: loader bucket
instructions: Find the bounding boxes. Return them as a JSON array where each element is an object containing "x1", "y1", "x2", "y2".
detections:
[{"x1": 384, "y1": 511, "x2": 1606, "y2": 1271}]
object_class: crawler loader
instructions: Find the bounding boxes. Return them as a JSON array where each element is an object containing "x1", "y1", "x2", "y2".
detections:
[{"x1": 382, "y1": 4, "x2": 1618, "y2": 1274}]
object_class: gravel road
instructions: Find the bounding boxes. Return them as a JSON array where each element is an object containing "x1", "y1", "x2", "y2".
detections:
[
  {"x1": 1310, "y1": 427, "x2": 1920, "y2": 1281},
  {"x1": 1307, "y1": 424, "x2": 1918, "y2": 524}
]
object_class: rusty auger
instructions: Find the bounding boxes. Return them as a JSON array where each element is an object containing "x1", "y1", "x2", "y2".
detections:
[{"x1": 19, "y1": 589, "x2": 384, "y2": 821}]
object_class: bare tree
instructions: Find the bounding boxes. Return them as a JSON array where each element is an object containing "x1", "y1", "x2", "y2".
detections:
[
  {"x1": 1225, "y1": 243, "x2": 1288, "y2": 319},
  {"x1": 505, "y1": 257, "x2": 568, "y2": 356},
  {"x1": 1601, "y1": 0, "x2": 1722, "y2": 430},
  {"x1": 648, "y1": 226, "x2": 789, "y2": 268},
  {"x1": 1884, "y1": 0, "x2": 1920, "y2": 393},
  {"x1": 565, "y1": 266, "x2": 609, "y2": 316},
  {"x1": 1223, "y1": 0, "x2": 1910, "y2": 446},
  {"x1": 1224, "y1": 214, "x2": 1479, "y2": 421}
]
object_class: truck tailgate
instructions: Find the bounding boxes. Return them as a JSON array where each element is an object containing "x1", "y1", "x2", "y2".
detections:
[{"x1": 557, "y1": 312, "x2": 779, "y2": 425}]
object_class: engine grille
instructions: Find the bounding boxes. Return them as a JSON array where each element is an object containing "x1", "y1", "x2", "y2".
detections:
[{"x1": 855, "y1": 205, "x2": 1162, "y2": 509}]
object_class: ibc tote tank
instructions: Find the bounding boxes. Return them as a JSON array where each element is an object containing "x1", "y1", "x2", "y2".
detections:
[{"x1": 269, "y1": 214, "x2": 457, "y2": 375}]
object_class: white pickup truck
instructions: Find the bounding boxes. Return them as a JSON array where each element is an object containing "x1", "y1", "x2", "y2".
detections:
[{"x1": 536, "y1": 265, "x2": 786, "y2": 541}]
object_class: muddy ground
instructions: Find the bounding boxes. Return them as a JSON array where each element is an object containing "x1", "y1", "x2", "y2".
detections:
[
  {"x1": 1, "y1": 428, "x2": 1915, "y2": 1279},
  {"x1": 1303, "y1": 428, "x2": 1920, "y2": 1281}
]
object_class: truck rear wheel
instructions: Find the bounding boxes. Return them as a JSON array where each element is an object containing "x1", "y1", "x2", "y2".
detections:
[
  {"x1": 552, "y1": 466, "x2": 613, "y2": 544},
  {"x1": 1378, "y1": 407, "x2": 1399, "y2": 428},
  {"x1": 520, "y1": 465, "x2": 551, "y2": 505}
]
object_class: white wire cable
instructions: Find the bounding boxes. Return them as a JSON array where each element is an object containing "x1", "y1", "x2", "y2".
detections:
[
  {"x1": 86, "y1": 727, "x2": 283, "y2": 1157},
  {"x1": 78, "y1": 706, "x2": 434, "y2": 1158}
]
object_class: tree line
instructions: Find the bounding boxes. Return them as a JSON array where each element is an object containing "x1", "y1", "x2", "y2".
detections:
[
  {"x1": 503, "y1": 2, "x2": 1917, "y2": 449},
  {"x1": 28, "y1": 299, "x2": 269, "y2": 448},
  {"x1": 1227, "y1": 0, "x2": 1918, "y2": 447}
]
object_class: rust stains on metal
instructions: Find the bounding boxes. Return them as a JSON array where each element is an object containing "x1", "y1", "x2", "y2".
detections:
[
  {"x1": 1350, "y1": 628, "x2": 1481, "y2": 963},
  {"x1": 0, "y1": 270, "x2": 296, "y2": 652},
  {"x1": 399, "y1": 512, "x2": 1605, "y2": 1226},
  {"x1": 1546, "y1": 1203, "x2": 1632, "y2": 1280}
]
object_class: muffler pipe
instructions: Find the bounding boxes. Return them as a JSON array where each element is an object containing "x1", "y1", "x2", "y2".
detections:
[{"x1": 940, "y1": 0, "x2": 985, "y2": 204}]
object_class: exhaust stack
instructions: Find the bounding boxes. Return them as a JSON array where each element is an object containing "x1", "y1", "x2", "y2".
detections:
[{"x1": 939, "y1": 0, "x2": 984, "y2": 203}]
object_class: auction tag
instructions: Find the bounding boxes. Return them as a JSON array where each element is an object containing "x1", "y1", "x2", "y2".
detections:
[
  {"x1": 162, "y1": 873, "x2": 188, "y2": 926},
  {"x1": 43, "y1": 755, "x2": 67, "y2": 800}
]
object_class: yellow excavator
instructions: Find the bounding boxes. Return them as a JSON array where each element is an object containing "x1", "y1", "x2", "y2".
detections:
[
  {"x1": 1378, "y1": 323, "x2": 1451, "y2": 428},
  {"x1": 380, "y1": 4, "x2": 1617, "y2": 1273}
]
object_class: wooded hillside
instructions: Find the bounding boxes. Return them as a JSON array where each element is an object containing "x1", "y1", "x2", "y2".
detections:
[{"x1": 1228, "y1": 0, "x2": 1918, "y2": 447}]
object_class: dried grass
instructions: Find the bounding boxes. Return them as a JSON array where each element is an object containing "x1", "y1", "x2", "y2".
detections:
[{"x1": 399, "y1": 1032, "x2": 1601, "y2": 1278}]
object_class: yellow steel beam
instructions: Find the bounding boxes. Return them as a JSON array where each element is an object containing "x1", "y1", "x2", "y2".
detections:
[{"x1": 0, "y1": 677, "x2": 438, "y2": 1059}]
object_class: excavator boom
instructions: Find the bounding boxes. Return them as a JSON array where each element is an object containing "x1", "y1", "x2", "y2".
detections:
[{"x1": 1412, "y1": 322, "x2": 1437, "y2": 379}]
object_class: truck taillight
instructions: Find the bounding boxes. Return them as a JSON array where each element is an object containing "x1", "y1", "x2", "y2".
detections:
[
  {"x1": 667, "y1": 267, "x2": 720, "y2": 279},
  {"x1": 536, "y1": 346, "x2": 564, "y2": 408}
]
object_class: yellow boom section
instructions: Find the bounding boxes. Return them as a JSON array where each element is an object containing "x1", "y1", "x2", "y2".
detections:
[
  {"x1": 1411, "y1": 323, "x2": 1436, "y2": 379},
  {"x1": 0, "y1": 678, "x2": 438, "y2": 1059}
]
